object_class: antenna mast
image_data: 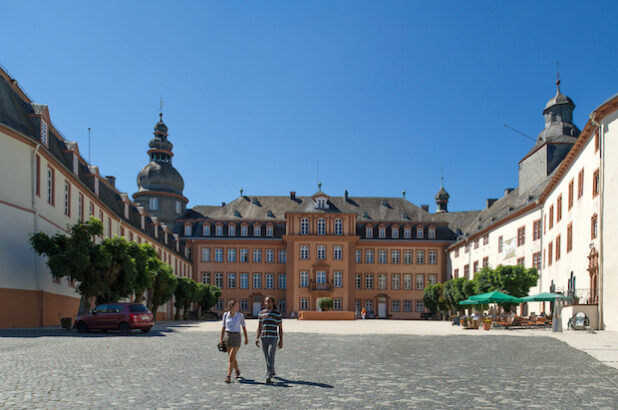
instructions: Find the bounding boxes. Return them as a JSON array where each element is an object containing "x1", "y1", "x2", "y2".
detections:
[{"x1": 88, "y1": 127, "x2": 91, "y2": 163}]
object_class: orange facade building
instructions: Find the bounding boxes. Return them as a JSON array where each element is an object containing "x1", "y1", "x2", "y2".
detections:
[{"x1": 183, "y1": 190, "x2": 468, "y2": 319}]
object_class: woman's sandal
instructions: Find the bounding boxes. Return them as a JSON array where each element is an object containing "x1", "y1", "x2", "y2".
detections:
[
  {"x1": 225, "y1": 376, "x2": 231, "y2": 384},
  {"x1": 235, "y1": 370, "x2": 241, "y2": 379}
]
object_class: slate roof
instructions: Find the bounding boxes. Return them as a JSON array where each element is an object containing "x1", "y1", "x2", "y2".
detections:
[{"x1": 0, "y1": 68, "x2": 189, "y2": 262}]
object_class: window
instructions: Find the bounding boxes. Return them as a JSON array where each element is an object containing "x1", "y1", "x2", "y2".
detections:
[
  {"x1": 415, "y1": 300, "x2": 424, "y2": 312},
  {"x1": 254, "y1": 225, "x2": 261, "y2": 237},
  {"x1": 378, "y1": 250, "x2": 387, "y2": 264},
  {"x1": 240, "y1": 273, "x2": 249, "y2": 289},
  {"x1": 482, "y1": 257, "x2": 489, "y2": 269},
  {"x1": 404, "y1": 227, "x2": 411, "y2": 239},
  {"x1": 379, "y1": 227, "x2": 386, "y2": 238},
  {"x1": 334, "y1": 245, "x2": 343, "y2": 260},
  {"x1": 149, "y1": 197, "x2": 159, "y2": 210},
  {"x1": 265, "y1": 273, "x2": 274, "y2": 289},
  {"x1": 215, "y1": 299, "x2": 223, "y2": 310},
  {"x1": 429, "y1": 228, "x2": 436, "y2": 239},
  {"x1": 365, "y1": 274, "x2": 374, "y2": 290},
  {"x1": 227, "y1": 248, "x2": 236, "y2": 263},
  {"x1": 392, "y1": 227, "x2": 399, "y2": 239},
  {"x1": 355, "y1": 299, "x2": 362, "y2": 313},
  {"x1": 47, "y1": 167, "x2": 55, "y2": 205},
  {"x1": 203, "y1": 225, "x2": 211, "y2": 236},
  {"x1": 365, "y1": 300, "x2": 373, "y2": 313},
  {"x1": 403, "y1": 300, "x2": 412, "y2": 312},
  {"x1": 301, "y1": 218, "x2": 309, "y2": 235},
  {"x1": 416, "y1": 251, "x2": 425, "y2": 264},
  {"x1": 463, "y1": 264, "x2": 469, "y2": 279},
  {"x1": 416, "y1": 274, "x2": 425, "y2": 290},
  {"x1": 318, "y1": 218, "x2": 326, "y2": 235},
  {"x1": 355, "y1": 250, "x2": 361, "y2": 263},
  {"x1": 474, "y1": 239, "x2": 479, "y2": 249},
  {"x1": 498, "y1": 236, "x2": 503, "y2": 252},
  {"x1": 568, "y1": 179, "x2": 574, "y2": 210},
  {"x1": 240, "y1": 249, "x2": 248, "y2": 263},
  {"x1": 78, "y1": 194, "x2": 84, "y2": 221},
  {"x1": 40, "y1": 120, "x2": 48, "y2": 145},
  {"x1": 416, "y1": 227, "x2": 424, "y2": 238},
  {"x1": 264, "y1": 249, "x2": 274, "y2": 263},
  {"x1": 278, "y1": 249, "x2": 286, "y2": 263},
  {"x1": 483, "y1": 234, "x2": 489, "y2": 245},
  {"x1": 392, "y1": 300, "x2": 400, "y2": 312},
  {"x1": 517, "y1": 226, "x2": 525, "y2": 246},
  {"x1": 184, "y1": 225, "x2": 192, "y2": 236},
  {"x1": 241, "y1": 225, "x2": 248, "y2": 237},
  {"x1": 201, "y1": 272, "x2": 210, "y2": 284},
  {"x1": 333, "y1": 298, "x2": 342, "y2": 311},
  {"x1": 215, "y1": 225, "x2": 223, "y2": 236},
  {"x1": 391, "y1": 250, "x2": 400, "y2": 264},
  {"x1": 473, "y1": 260, "x2": 479, "y2": 273},
  {"x1": 428, "y1": 274, "x2": 437, "y2": 285},
  {"x1": 365, "y1": 250, "x2": 374, "y2": 264},
  {"x1": 335, "y1": 218, "x2": 343, "y2": 235},
  {"x1": 300, "y1": 271, "x2": 309, "y2": 287},
  {"x1": 455, "y1": 248, "x2": 459, "y2": 258},
  {"x1": 215, "y1": 273, "x2": 223, "y2": 288},
  {"x1": 557, "y1": 195, "x2": 562, "y2": 222},
  {"x1": 334, "y1": 271, "x2": 342, "y2": 287},
  {"x1": 595, "y1": 131, "x2": 600, "y2": 153},
  {"x1": 253, "y1": 249, "x2": 262, "y2": 263},
  {"x1": 555, "y1": 234, "x2": 561, "y2": 261},
  {"x1": 548, "y1": 242, "x2": 553, "y2": 266},
  {"x1": 316, "y1": 271, "x2": 326, "y2": 285},
  {"x1": 214, "y1": 248, "x2": 223, "y2": 262},
  {"x1": 566, "y1": 223, "x2": 573, "y2": 253},
  {"x1": 240, "y1": 299, "x2": 248, "y2": 311},
  {"x1": 465, "y1": 243, "x2": 470, "y2": 253},
  {"x1": 366, "y1": 226, "x2": 373, "y2": 238},
  {"x1": 317, "y1": 245, "x2": 326, "y2": 260},
  {"x1": 315, "y1": 197, "x2": 328, "y2": 209},
  {"x1": 253, "y1": 273, "x2": 262, "y2": 289},
  {"x1": 593, "y1": 168, "x2": 600, "y2": 198},
  {"x1": 175, "y1": 200, "x2": 182, "y2": 215},
  {"x1": 300, "y1": 298, "x2": 309, "y2": 310},
  {"x1": 300, "y1": 245, "x2": 309, "y2": 260},
  {"x1": 63, "y1": 182, "x2": 71, "y2": 216},
  {"x1": 428, "y1": 250, "x2": 437, "y2": 264},
  {"x1": 278, "y1": 273, "x2": 286, "y2": 289},
  {"x1": 378, "y1": 274, "x2": 387, "y2": 290},
  {"x1": 454, "y1": 268, "x2": 459, "y2": 278},
  {"x1": 228, "y1": 224, "x2": 236, "y2": 236},
  {"x1": 591, "y1": 214, "x2": 598, "y2": 239},
  {"x1": 578, "y1": 168, "x2": 584, "y2": 199},
  {"x1": 533, "y1": 219, "x2": 541, "y2": 241},
  {"x1": 516, "y1": 257, "x2": 524, "y2": 266},
  {"x1": 355, "y1": 274, "x2": 362, "y2": 289},
  {"x1": 392, "y1": 274, "x2": 400, "y2": 290},
  {"x1": 532, "y1": 252, "x2": 541, "y2": 270},
  {"x1": 404, "y1": 250, "x2": 412, "y2": 264},
  {"x1": 404, "y1": 274, "x2": 412, "y2": 289},
  {"x1": 227, "y1": 273, "x2": 236, "y2": 288}
]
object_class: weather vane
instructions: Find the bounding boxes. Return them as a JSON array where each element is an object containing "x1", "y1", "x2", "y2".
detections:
[
  {"x1": 556, "y1": 61, "x2": 561, "y2": 89},
  {"x1": 159, "y1": 97, "x2": 164, "y2": 118}
]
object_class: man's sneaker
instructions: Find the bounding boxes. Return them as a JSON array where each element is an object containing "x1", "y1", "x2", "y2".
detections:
[{"x1": 266, "y1": 377, "x2": 273, "y2": 384}]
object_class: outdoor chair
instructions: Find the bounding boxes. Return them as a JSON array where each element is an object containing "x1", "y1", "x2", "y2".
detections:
[{"x1": 567, "y1": 312, "x2": 590, "y2": 330}]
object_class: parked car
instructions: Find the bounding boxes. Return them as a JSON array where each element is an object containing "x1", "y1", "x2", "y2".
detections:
[{"x1": 75, "y1": 303, "x2": 154, "y2": 334}]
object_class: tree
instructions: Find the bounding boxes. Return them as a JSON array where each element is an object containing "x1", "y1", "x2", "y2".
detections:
[
  {"x1": 423, "y1": 283, "x2": 447, "y2": 314},
  {"x1": 30, "y1": 217, "x2": 108, "y2": 315},
  {"x1": 473, "y1": 265, "x2": 539, "y2": 312},
  {"x1": 132, "y1": 243, "x2": 157, "y2": 304},
  {"x1": 318, "y1": 297, "x2": 333, "y2": 311},
  {"x1": 197, "y1": 283, "x2": 222, "y2": 316},
  {"x1": 174, "y1": 277, "x2": 199, "y2": 320},
  {"x1": 147, "y1": 261, "x2": 177, "y2": 320},
  {"x1": 443, "y1": 278, "x2": 475, "y2": 314},
  {"x1": 183, "y1": 279, "x2": 200, "y2": 320},
  {"x1": 473, "y1": 267, "x2": 500, "y2": 295},
  {"x1": 95, "y1": 236, "x2": 138, "y2": 305}
]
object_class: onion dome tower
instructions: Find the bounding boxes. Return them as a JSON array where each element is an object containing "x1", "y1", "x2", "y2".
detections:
[
  {"x1": 133, "y1": 112, "x2": 188, "y2": 223},
  {"x1": 518, "y1": 76, "x2": 580, "y2": 193},
  {"x1": 435, "y1": 184, "x2": 449, "y2": 213}
]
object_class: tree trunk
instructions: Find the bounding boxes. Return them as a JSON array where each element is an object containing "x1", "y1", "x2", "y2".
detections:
[
  {"x1": 151, "y1": 305, "x2": 159, "y2": 322},
  {"x1": 174, "y1": 308, "x2": 180, "y2": 321},
  {"x1": 78, "y1": 294, "x2": 92, "y2": 315},
  {"x1": 134, "y1": 291, "x2": 144, "y2": 304}
]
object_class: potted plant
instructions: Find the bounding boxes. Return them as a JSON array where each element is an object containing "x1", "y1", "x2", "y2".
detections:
[
  {"x1": 60, "y1": 317, "x2": 72, "y2": 330},
  {"x1": 318, "y1": 297, "x2": 333, "y2": 311},
  {"x1": 482, "y1": 318, "x2": 491, "y2": 330}
]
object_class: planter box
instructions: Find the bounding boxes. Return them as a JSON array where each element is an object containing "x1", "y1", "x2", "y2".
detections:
[{"x1": 298, "y1": 311, "x2": 356, "y2": 320}]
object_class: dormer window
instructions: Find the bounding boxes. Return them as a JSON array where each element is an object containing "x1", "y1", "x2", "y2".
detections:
[
  {"x1": 266, "y1": 225, "x2": 273, "y2": 237},
  {"x1": 254, "y1": 225, "x2": 261, "y2": 237},
  {"x1": 94, "y1": 177, "x2": 99, "y2": 196},
  {"x1": 228, "y1": 224, "x2": 236, "y2": 236},
  {"x1": 184, "y1": 225, "x2": 192, "y2": 236},
  {"x1": 417, "y1": 226, "x2": 424, "y2": 239},
  {"x1": 379, "y1": 227, "x2": 386, "y2": 238},
  {"x1": 73, "y1": 154, "x2": 79, "y2": 175},
  {"x1": 124, "y1": 203, "x2": 129, "y2": 219},
  {"x1": 429, "y1": 227, "x2": 436, "y2": 239},
  {"x1": 366, "y1": 226, "x2": 373, "y2": 238},
  {"x1": 40, "y1": 121, "x2": 48, "y2": 146},
  {"x1": 392, "y1": 227, "x2": 399, "y2": 239},
  {"x1": 215, "y1": 225, "x2": 223, "y2": 236},
  {"x1": 315, "y1": 197, "x2": 328, "y2": 209},
  {"x1": 203, "y1": 224, "x2": 210, "y2": 236},
  {"x1": 241, "y1": 225, "x2": 248, "y2": 237}
]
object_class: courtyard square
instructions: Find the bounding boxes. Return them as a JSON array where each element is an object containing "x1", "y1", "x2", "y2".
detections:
[{"x1": 1, "y1": 321, "x2": 618, "y2": 409}]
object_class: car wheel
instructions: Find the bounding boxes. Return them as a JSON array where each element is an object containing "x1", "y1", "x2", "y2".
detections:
[
  {"x1": 119, "y1": 322, "x2": 131, "y2": 334},
  {"x1": 77, "y1": 322, "x2": 89, "y2": 333},
  {"x1": 141, "y1": 327, "x2": 151, "y2": 333}
]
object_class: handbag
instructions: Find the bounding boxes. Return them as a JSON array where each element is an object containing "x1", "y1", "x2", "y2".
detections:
[{"x1": 217, "y1": 341, "x2": 227, "y2": 352}]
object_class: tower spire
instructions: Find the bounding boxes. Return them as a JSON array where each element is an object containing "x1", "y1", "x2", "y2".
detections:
[{"x1": 555, "y1": 61, "x2": 561, "y2": 92}]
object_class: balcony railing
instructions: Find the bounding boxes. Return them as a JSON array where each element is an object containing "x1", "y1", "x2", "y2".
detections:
[{"x1": 309, "y1": 280, "x2": 333, "y2": 291}]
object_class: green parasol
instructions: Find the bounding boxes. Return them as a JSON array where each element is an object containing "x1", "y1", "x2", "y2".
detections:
[
  {"x1": 520, "y1": 292, "x2": 564, "y2": 302},
  {"x1": 466, "y1": 291, "x2": 522, "y2": 304}
]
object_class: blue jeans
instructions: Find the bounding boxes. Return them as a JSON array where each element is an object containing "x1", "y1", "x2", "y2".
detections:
[{"x1": 261, "y1": 337, "x2": 278, "y2": 377}]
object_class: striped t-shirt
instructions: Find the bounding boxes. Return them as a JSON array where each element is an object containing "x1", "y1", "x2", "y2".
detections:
[{"x1": 258, "y1": 309, "x2": 282, "y2": 339}]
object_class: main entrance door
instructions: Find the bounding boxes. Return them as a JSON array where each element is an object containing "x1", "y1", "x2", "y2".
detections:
[
  {"x1": 378, "y1": 303, "x2": 387, "y2": 318},
  {"x1": 253, "y1": 302, "x2": 262, "y2": 317}
]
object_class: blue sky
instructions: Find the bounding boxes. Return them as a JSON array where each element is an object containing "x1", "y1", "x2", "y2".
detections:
[{"x1": 2, "y1": 1, "x2": 617, "y2": 212}]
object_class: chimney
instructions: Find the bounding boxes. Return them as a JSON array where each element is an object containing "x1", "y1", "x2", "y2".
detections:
[
  {"x1": 221, "y1": 202, "x2": 226, "y2": 207},
  {"x1": 421, "y1": 204, "x2": 429, "y2": 212},
  {"x1": 344, "y1": 190, "x2": 349, "y2": 201},
  {"x1": 504, "y1": 188, "x2": 514, "y2": 197},
  {"x1": 105, "y1": 175, "x2": 116, "y2": 188},
  {"x1": 486, "y1": 198, "x2": 497, "y2": 209},
  {"x1": 290, "y1": 191, "x2": 296, "y2": 200}
]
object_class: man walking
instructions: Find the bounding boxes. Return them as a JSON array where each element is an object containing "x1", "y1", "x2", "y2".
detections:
[{"x1": 256, "y1": 296, "x2": 283, "y2": 384}]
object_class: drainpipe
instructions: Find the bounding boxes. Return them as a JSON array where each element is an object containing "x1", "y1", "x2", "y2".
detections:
[
  {"x1": 32, "y1": 143, "x2": 42, "y2": 326},
  {"x1": 536, "y1": 200, "x2": 544, "y2": 293},
  {"x1": 591, "y1": 113, "x2": 604, "y2": 330}
]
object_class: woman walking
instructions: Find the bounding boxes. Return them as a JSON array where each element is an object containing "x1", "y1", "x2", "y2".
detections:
[{"x1": 220, "y1": 300, "x2": 248, "y2": 383}]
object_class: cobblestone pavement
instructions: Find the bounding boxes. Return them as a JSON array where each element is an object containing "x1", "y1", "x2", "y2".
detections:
[{"x1": 1, "y1": 323, "x2": 618, "y2": 409}]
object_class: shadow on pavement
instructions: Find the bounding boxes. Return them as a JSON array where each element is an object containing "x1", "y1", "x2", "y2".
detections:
[
  {"x1": 238, "y1": 376, "x2": 333, "y2": 388},
  {"x1": 0, "y1": 321, "x2": 200, "y2": 338}
]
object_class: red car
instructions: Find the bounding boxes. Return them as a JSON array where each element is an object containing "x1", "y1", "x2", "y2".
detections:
[{"x1": 75, "y1": 303, "x2": 154, "y2": 334}]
